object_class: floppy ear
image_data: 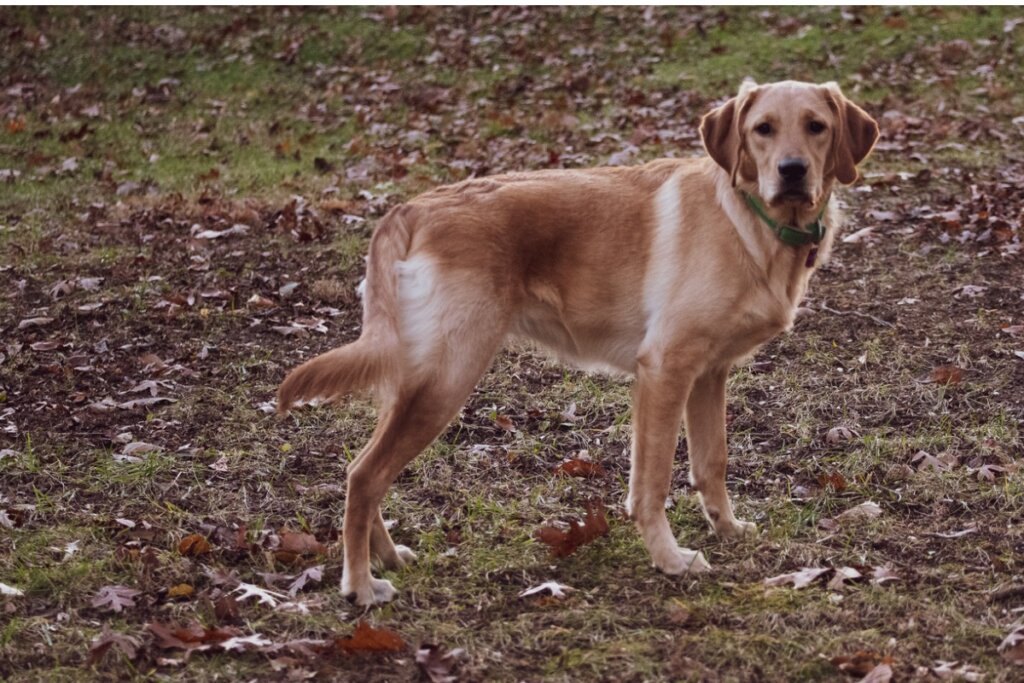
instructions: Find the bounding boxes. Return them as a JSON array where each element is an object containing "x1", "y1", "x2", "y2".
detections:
[
  {"x1": 824, "y1": 82, "x2": 880, "y2": 185},
  {"x1": 700, "y1": 79, "x2": 759, "y2": 185}
]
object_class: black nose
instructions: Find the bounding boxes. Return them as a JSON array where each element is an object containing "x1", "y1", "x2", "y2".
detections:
[{"x1": 778, "y1": 158, "x2": 808, "y2": 182}]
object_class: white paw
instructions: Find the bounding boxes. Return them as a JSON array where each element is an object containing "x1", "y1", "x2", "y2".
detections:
[
  {"x1": 717, "y1": 518, "x2": 757, "y2": 540},
  {"x1": 654, "y1": 547, "x2": 711, "y2": 575},
  {"x1": 342, "y1": 575, "x2": 398, "y2": 606},
  {"x1": 395, "y1": 544, "x2": 417, "y2": 564}
]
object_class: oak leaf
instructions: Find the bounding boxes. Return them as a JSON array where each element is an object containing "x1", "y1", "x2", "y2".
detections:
[
  {"x1": 554, "y1": 458, "x2": 607, "y2": 478},
  {"x1": 536, "y1": 501, "x2": 610, "y2": 558},
  {"x1": 91, "y1": 585, "x2": 140, "y2": 613}
]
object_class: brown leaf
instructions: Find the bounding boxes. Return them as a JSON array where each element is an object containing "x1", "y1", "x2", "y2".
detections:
[
  {"x1": 494, "y1": 414, "x2": 515, "y2": 431},
  {"x1": 336, "y1": 621, "x2": 405, "y2": 654},
  {"x1": 278, "y1": 530, "x2": 327, "y2": 556},
  {"x1": 416, "y1": 643, "x2": 465, "y2": 683},
  {"x1": 88, "y1": 626, "x2": 141, "y2": 665},
  {"x1": 146, "y1": 622, "x2": 242, "y2": 652},
  {"x1": 214, "y1": 595, "x2": 241, "y2": 623},
  {"x1": 831, "y1": 651, "x2": 893, "y2": 677},
  {"x1": 178, "y1": 534, "x2": 212, "y2": 557},
  {"x1": 817, "y1": 472, "x2": 847, "y2": 491},
  {"x1": 535, "y1": 501, "x2": 610, "y2": 559},
  {"x1": 927, "y1": 365, "x2": 964, "y2": 385},
  {"x1": 167, "y1": 583, "x2": 194, "y2": 600},
  {"x1": 554, "y1": 458, "x2": 607, "y2": 478}
]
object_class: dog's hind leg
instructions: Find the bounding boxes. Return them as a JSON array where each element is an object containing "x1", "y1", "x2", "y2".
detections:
[
  {"x1": 341, "y1": 288, "x2": 508, "y2": 606},
  {"x1": 627, "y1": 348, "x2": 711, "y2": 575}
]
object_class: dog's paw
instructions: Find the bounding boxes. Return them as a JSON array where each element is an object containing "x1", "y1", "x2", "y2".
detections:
[
  {"x1": 374, "y1": 544, "x2": 418, "y2": 571},
  {"x1": 716, "y1": 518, "x2": 758, "y2": 540},
  {"x1": 394, "y1": 544, "x2": 418, "y2": 565},
  {"x1": 342, "y1": 575, "x2": 398, "y2": 606},
  {"x1": 654, "y1": 547, "x2": 711, "y2": 575}
]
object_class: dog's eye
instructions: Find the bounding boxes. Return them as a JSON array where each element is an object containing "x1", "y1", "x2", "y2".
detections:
[
  {"x1": 754, "y1": 122, "x2": 772, "y2": 136},
  {"x1": 807, "y1": 121, "x2": 826, "y2": 134}
]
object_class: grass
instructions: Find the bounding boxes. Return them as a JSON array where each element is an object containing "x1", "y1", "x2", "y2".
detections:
[{"x1": 1, "y1": 5, "x2": 1023, "y2": 682}]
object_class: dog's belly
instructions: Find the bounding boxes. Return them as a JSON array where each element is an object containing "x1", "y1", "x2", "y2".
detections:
[{"x1": 509, "y1": 298, "x2": 643, "y2": 375}]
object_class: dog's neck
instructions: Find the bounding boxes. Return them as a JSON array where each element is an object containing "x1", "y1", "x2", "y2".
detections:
[{"x1": 711, "y1": 162, "x2": 839, "y2": 274}]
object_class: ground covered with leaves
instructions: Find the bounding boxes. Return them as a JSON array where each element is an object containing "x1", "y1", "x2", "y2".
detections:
[{"x1": 2, "y1": 7, "x2": 1023, "y2": 682}]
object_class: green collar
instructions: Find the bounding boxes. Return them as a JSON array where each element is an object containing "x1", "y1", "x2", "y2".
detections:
[{"x1": 741, "y1": 191, "x2": 827, "y2": 247}]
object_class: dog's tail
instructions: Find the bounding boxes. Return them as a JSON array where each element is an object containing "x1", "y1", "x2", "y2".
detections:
[{"x1": 276, "y1": 206, "x2": 412, "y2": 414}]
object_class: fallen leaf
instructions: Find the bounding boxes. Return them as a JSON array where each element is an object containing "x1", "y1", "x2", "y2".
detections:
[
  {"x1": 278, "y1": 530, "x2": 327, "y2": 556},
  {"x1": 817, "y1": 471, "x2": 847, "y2": 491},
  {"x1": 1000, "y1": 625, "x2": 1024, "y2": 664},
  {"x1": 234, "y1": 582, "x2": 287, "y2": 607},
  {"x1": 214, "y1": 595, "x2": 241, "y2": 622},
  {"x1": 416, "y1": 643, "x2": 466, "y2": 683},
  {"x1": 842, "y1": 226, "x2": 875, "y2": 243},
  {"x1": 146, "y1": 622, "x2": 243, "y2": 653},
  {"x1": 220, "y1": 633, "x2": 273, "y2": 652},
  {"x1": 1, "y1": 582, "x2": 24, "y2": 596},
  {"x1": 178, "y1": 534, "x2": 212, "y2": 557},
  {"x1": 494, "y1": 414, "x2": 515, "y2": 431},
  {"x1": 88, "y1": 626, "x2": 141, "y2": 665},
  {"x1": 926, "y1": 365, "x2": 964, "y2": 385},
  {"x1": 859, "y1": 663, "x2": 893, "y2": 682},
  {"x1": 288, "y1": 565, "x2": 323, "y2": 596},
  {"x1": 117, "y1": 396, "x2": 176, "y2": 410},
  {"x1": 519, "y1": 581, "x2": 575, "y2": 600},
  {"x1": 91, "y1": 585, "x2": 141, "y2": 613},
  {"x1": 837, "y1": 501, "x2": 883, "y2": 522},
  {"x1": 535, "y1": 501, "x2": 610, "y2": 558},
  {"x1": 826, "y1": 426, "x2": 859, "y2": 444},
  {"x1": 765, "y1": 567, "x2": 830, "y2": 589},
  {"x1": 976, "y1": 464, "x2": 1007, "y2": 482},
  {"x1": 167, "y1": 583, "x2": 194, "y2": 599},
  {"x1": 831, "y1": 651, "x2": 892, "y2": 677},
  {"x1": 910, "y1": 450, "x2": 950, "y2": 472},
  {"x1": 247, "y1": 294, "x2": 276, "y2": 309},
  {"x1": 554, "y1": 458, "x2": 606, "y2": 478},
  {"x1": 18, "y1": 317, "x2": 54, "y2": 330},
  {"x1": 921, "y1": 660, "x2": 983, "y2": 681},
  {"x1": 336, "y1": 621, "x2": 405, "y2": 654},
  {"x1": 122, "y1": 441, "x2": 162, "y2": 457},
  {"x1": 827, "y1": 566, "x2": 863, "y2": 590},
  {"x1": 870, "y1": 566, "x2": 900, "y2": 585},
  {"x1": 954, "y1": 284, "x2": 987, "y2": 299}
]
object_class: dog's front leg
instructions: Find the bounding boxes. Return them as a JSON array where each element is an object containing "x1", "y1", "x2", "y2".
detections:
[
  {"x1": 627, "y1": 356, "x2": 711, "y2": 574},
  {"x1": 686, "y1": 367, "x2": 757, "y2": 539}
]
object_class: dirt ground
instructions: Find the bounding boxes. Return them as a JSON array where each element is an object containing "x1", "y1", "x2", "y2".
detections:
[{"x1": 1, "y1": 7, "x2": 1023, "y2": 682}]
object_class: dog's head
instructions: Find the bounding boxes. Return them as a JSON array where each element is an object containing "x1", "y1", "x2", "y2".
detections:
[{"x1": 700, "y1": 79, "x2": 879, "y2": 210}]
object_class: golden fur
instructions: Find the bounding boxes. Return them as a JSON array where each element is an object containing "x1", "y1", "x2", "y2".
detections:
[{"x1": 278, "y1": 80, "x2": 879, "y2": 605}]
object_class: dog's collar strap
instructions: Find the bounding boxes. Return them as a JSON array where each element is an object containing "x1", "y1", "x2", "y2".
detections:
[{"x1": 741, "y1": 192, "x2": 827, "y2": 247}]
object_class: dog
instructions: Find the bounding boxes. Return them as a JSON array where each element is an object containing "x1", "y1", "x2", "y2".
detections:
[{"x1": 278, "y1": 79, "x2": 879, "y2": 606}]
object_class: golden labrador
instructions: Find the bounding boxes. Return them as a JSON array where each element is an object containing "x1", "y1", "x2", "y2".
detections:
[{"x1": 278, "y1": 79, "x2": 879, "y2": 605}]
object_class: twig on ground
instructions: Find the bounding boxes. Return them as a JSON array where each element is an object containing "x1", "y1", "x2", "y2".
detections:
[{"x1": 818, "y1": 302, "x2": 895, "y2": 328}]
